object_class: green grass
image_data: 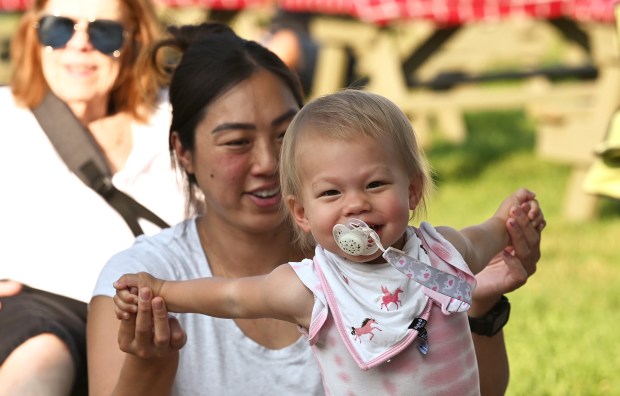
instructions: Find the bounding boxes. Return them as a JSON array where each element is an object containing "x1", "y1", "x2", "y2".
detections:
[
  {"x1": 2, "y1": 10, "x2": 618, "y2": 391},
  {"x1": 421, "y1": 110, "x2": 620, "y2": 395}
]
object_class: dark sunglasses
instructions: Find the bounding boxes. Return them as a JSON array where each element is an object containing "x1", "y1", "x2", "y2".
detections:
[{"x1": 35, "y1": 15, "x2": 127, "y2": 56}]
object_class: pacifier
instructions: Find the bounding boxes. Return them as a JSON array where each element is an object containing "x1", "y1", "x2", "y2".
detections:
[{"x1": 332, "y1": 219, "x2": 385, "y2": 256}]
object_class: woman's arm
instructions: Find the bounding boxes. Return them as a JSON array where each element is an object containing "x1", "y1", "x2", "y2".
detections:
[
  {"x1": 87, "y1": 292, "x2": 185, "y2": 396},
  {"x1": 471, "y1": 201, "x2": 543, "y2": 396}
]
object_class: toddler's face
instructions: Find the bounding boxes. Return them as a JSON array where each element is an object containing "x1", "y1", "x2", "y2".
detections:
[{"x1": 288, "y1": 132, "x2": 418, "y2": 263}]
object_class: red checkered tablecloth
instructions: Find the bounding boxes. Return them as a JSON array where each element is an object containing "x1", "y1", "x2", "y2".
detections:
[
  {"x1": 0, "y1": 0, "x2": 28, "y2": 11},
  {"x1": 280, "y1": 0, "x2": 618, "y2": 24},
  {"x1": 1, "y1": 0, "x2": 617, "y2": 24}
]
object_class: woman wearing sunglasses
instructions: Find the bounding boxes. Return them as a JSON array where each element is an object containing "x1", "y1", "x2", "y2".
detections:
[{"x1": 0, "y1": 0, "x2": 184, "y2": 395}]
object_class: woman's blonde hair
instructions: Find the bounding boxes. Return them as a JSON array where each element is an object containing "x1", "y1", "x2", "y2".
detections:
[
  {"x1": 9, "y1": 0, "x2": 163, "y2": 122},
  {"x1": 280, "y1": 89, "x2": 434, "y2": 250}
]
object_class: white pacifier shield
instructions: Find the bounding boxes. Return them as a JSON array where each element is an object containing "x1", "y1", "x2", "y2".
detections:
[{"x1": 332, "y1": 219, "x2": 380, "y2": 256}]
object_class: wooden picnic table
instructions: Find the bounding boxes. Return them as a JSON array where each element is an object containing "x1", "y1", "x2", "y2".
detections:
[
  {"x1": 2, "y1": 0, "x2": 615, "y2": 22},
  {"x1": 3, "y1": 0, "x2": 618, "y2": 220},
  {"x1": 150, "y1": 0, "x2": 619, "y2": 221},
  {"x1": 273, "y1": 0, "x2": 619, "y2": 221},
  {"x1": 279, "y1": 0, "x2": 616, "y2": 25}
]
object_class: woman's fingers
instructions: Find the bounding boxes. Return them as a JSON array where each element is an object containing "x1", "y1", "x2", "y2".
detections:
[
  {"x1": 151, "y1": 297, "x2": 172, "y2": 348},
  {"x1": 521, "y1": 199, "x2": 546, "y2": 232},
  {"x1": 115, "y1": 287, "x2": 185, "y2": 359},
  {"x1": 169, "y1": 316, "x2": 187, "y2": 350},
  {"x1": 151, "y1": 297, "x2": 187, "y2": 350},
  {"x1": 508, "y1": 207, "x2": 540, "y2": 276},
  {"x1": 500, "y1": 249, "x2": 529, "y2": 288},
  {"x1": 117, "y1": 306, "x2": 138, "y2": 353},
  {"x1": 134, "y1": 288, "x2": 155, "y2": 350}
]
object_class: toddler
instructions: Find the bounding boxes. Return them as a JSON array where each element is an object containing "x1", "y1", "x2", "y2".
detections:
[{"x1": 114, "y1": 89, "x2": 541, "y2": 395}]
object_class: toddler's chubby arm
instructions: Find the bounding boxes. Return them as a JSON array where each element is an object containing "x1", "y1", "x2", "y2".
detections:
[
  {"x1": 436, "y1": 188, "x2": 542, "y2": 274},
  {"x1": 113, "y1": 264, "x2": 315, "y2": 329}
]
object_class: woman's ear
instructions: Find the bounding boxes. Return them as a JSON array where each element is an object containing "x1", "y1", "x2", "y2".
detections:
[
  {"x1": 408, "y1": 173, "x2": 423, "y2": 210},
  {"x1": 171, "y1": 132, "x2": 194, "y2": 174},
  {"x1": 286, "y1": 195, "x2": 312, "y2": 233}
]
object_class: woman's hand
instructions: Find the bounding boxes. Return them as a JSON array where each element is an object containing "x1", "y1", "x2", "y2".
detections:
[
  {"x1": 117, "y1": 287, "x2": 187, "y2": 359},
  {"x1": 470, "y1": 199, "x2": 545, "y2": 317}
]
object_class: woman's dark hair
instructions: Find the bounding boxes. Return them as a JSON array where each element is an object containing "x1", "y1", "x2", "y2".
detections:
[{"x1": 151, "y1": 22, "x2": 304, "y2": 215}]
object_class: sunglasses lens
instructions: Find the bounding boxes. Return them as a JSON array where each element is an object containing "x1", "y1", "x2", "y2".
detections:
[
  {"x1": 36, "y1": 16, "x2": 125, "y2": 56},
  {"x1": 37, "y1": 16, "x2": 74, "y2": 49},
  {"x1": 88, "y1": 20, "x2": 125, "y2": 55}
]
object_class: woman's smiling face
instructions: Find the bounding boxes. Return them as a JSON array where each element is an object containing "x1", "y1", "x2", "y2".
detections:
[{"x1": 177, "y1": 69, "x2": 300, "y2": 234}]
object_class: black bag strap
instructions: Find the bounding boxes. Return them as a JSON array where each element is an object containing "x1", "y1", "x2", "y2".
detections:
[{"x1": 32, "y1": 91, "x2": 170, "y2": 236}]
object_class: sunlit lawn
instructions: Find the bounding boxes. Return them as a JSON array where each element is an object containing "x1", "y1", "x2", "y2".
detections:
[{"x1": 422, "y1": 110, "x2": 620, "y2": 396}]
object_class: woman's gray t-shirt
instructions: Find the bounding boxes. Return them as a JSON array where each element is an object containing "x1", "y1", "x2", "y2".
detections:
[{"x1": 93, "y1": 218, "x2": 324, "y2": 396}]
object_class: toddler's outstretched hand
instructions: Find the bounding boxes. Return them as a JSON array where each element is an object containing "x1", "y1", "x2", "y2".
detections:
[
  {"x1": 499, "y1": 188, "x2": 545, "y2": 273},
  {"x1": 494, "y1": 188, "x2": 536, "y2": 223},
  {"x1": 512, "y1": 196, "x2": 545, "y2": 233},
  {"x1": 113, "y1": 272, "x2": 165, "y2": 320}
]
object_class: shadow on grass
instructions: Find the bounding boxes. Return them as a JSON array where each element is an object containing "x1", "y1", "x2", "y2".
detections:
[{"x1": 426, "y1": 109, "x2": 536, "y2": 186}]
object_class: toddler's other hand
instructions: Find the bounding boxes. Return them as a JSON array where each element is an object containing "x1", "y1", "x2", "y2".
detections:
[
  {"x1": 113, "y1": 284, "x2": 138, "y2": 320},
  {"x1": 515, "y1": 198, "x2": 545, "y2": 232}
]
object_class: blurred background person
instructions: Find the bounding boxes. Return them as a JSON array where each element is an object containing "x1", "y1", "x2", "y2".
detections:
[
  {"x1": 0, "y1": 0, "x2": 185, "y2": 394},
  {"x1": 260, "y1": 10, "x2": 318, "y2": 96}
]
